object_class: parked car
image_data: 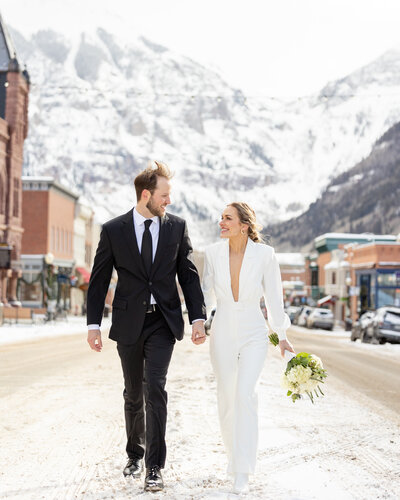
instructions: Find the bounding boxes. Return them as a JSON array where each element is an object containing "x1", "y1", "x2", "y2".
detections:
[
  {"x1": 286, "y1": 306, "x2": 301, "y2": 322},
  {"x1": 364, "y1": 306, "x2": 400, "y2": 344},
  {"x1": 204, "y1": 308, "x2": 216, "y2": 335},
  {"x1": 306, "y1": 308, "x2": 334, "y2": 330},
  {"x1": 292, "y1": 306, "x2": 308, "y2": 325},
  {"x1": 296, "y1": 306, "x2": 314, "y2": 327},
  {"x1": 350, "y1": 311, "x2": 375, "y2": 342}
]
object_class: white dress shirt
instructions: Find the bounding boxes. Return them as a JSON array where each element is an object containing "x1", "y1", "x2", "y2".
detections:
[
  {"x1": 132, "y1": 207, "x2": 159, "y2": 305},
  {"x1": 88, "y1": 207, "x2": 203, "y2": 330}
]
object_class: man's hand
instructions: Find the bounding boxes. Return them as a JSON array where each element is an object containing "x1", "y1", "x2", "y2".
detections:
[
  {"x1": 279, "y1": 339, "x2": 295, "y2": 358},
  {"x1": 87, "y1": 329, "x2": 103, "y2": 352},
  {"x1": 191, "y1": 321, "x2": 206, "y2": 345}
]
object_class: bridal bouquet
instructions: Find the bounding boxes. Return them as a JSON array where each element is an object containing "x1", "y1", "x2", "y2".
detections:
[{"x1": 268, "y1": 333, "x2": 328, "y2": 403}]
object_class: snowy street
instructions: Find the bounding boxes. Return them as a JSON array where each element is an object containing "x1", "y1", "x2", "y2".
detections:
[{"x1": 1, "y1": 319, "x2": 400, "y2": 499}]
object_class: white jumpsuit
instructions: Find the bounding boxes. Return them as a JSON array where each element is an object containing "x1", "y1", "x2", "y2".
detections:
[{"x1": 202, "y1": 238, "x2": 290, "y2": 474}]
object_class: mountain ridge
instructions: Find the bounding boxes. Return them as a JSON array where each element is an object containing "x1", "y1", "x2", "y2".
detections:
[
  {"x1": 269, "y1": 121, "x2": 400, "y2": 251},
  {"x1": 7, "y1": 22, "x2": 400, "y2": 247}
]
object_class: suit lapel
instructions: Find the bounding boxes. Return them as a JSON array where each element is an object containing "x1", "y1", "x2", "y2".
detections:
[
  {"x1": 150, "y1": 214, "x2": 172, "y2": 278},
  {"x1": 121, "y1": 209, "x2": 147, "y2": 279}
]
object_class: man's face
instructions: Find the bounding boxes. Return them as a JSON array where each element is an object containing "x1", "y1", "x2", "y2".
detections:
[{"x1": 146, "y1": 176, "x2": 171, "y2": 217}]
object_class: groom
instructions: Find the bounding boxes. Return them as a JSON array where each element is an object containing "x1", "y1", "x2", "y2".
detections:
[{"x1": 86, "y1": 161, "x2": 207, "y2": 492}]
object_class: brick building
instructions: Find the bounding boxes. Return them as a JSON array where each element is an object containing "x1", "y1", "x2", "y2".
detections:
[
  {"x1": 311, "y1": 233, "x2": 397, "y2": 298},
  {"x1": 304, "y1": 233, "x2": 399, "y2": 324},
  {"x1": 346, "y1": 241, "x2": 400, "y2": 321},
  {"x1": 0, "y1": 13, "x2": 30, "y2": 306},
  {"x1": 20, "y1": 177, "x2": 78, "y2": 308}
]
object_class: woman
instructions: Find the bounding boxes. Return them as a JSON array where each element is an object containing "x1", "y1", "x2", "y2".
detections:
[{"x1": 198, "y1": 202, "x2": 294, "y2": 494}]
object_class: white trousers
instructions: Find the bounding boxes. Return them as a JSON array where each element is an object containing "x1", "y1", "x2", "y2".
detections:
[{"x1": 210, "y1": 302, "x2": 268, "y2": 474}]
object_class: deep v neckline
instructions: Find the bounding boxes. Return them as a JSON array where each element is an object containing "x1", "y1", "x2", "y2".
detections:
[{"x1": 228, "y1": 239, "x2": 249, "y2": 303}]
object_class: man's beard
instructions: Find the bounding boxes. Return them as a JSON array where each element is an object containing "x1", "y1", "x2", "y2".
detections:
[{"x1": 146, "y1": 197, "x2": 164, "y2": 217}]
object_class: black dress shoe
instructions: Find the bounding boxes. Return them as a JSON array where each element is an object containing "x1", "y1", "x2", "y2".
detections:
[
  {"x1": 144, "y1": 465, "x2": 164, "y2": 492},
  {"x1": 123, "y1": 457, "x2": 143, "y2": 477}
]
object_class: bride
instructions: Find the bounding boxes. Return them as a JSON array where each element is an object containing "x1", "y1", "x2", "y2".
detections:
[{"x1": 197, "y1": 202, "x2": 295, "y2": 494}]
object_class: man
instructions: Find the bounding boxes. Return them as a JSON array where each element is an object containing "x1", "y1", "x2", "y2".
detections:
[{"x1": 86, "y1": 161, "x2": 207, "y2": 492}]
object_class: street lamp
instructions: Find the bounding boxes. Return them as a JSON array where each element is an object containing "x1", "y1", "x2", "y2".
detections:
[
  {"x1": 44, "y1": 252, "x2": 54, "y2": 266},
  {"x1": 345, "y1": 275, "x2": 352, "y2": 328}
]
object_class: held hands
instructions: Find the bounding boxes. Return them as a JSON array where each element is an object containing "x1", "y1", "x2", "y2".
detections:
[
  {"x1": 191, "y1": 321, "x2": 206, "y2": 345},
  {"x1": 279, "y1": 339, "x2": 295, "y2": 358},
  {"x1": 87, "y1": 329, "x2": 103, "y2": 352}
]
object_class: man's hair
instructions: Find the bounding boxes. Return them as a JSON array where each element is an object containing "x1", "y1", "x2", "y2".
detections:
[{"x1": 134, "y1": 161, "x2": 173, "y2": 201}]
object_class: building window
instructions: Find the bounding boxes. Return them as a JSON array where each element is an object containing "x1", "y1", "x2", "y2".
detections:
[
  {"x1": 51, "y1": 227, "x2": 55, "y2": 251},
  {"x1": 13, "y1": 178, "x2": 19, "y2": 217},
  {"x1": 19, "y1": 272, "x2": 42, "y2": 302},
  {"x1": 377, "y1": 288, "x2": 400, "y2": 308},
  {"x1": 56, "y1": 227, "x2": 60, "y2": 251},
  {"x1": 332, "y1": 271, "x2": 336, "y2": 285},
  {"x1": 61, "y1": 228, "x2": 64, "y2": 252},
  {"x1": 377, "y1": 272, "x2": 400, "y2": 287}
]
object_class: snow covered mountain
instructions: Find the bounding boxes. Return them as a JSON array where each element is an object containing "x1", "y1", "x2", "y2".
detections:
[
  {"x1": 269, "y1": 120, "x2": 400, "y2": 251},
  {"x1": 7, "y1": 16, "x2": 400, "y2": 247}
]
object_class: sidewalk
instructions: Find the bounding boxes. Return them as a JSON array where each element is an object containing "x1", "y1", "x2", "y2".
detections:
[{"x1": 0, "y1": 315, "x2": 111, "y2": 346}]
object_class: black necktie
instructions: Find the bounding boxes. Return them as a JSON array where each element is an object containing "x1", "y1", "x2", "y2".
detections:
[{"x1": 141, "y1": 219, "x2": 153, "y2": 276}]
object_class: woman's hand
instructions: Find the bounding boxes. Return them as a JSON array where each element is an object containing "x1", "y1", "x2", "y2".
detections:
[{"x1": 279, "y1": 339, "x2": 295, "y2": 358}]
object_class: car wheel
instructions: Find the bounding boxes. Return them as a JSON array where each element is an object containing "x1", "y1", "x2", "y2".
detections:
[{"x1": 361, "y1": 330, "x2": 370, "y2": 343}]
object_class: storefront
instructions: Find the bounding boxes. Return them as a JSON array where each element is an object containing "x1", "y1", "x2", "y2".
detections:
[
  {"x1": 347, "y1": 241, "x2": 400, "y2": 319},
  {"x1": 357, "y1": 268, "x2": 400, "y2": 312},
  {"x1": 18, "y1": 254, "x2": 74, "y2": 309}
]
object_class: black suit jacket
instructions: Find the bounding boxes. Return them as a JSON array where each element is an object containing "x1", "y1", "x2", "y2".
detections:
[{"x1": 87, "y1": 209, "x2": 206, "y2": 344}]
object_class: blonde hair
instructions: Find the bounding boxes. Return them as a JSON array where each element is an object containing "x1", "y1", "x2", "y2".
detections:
[
  {"x1": 228, "y1": 202, "x2": 264, "y2": 243},
  {"x1": 134, "y1": 160, "x2": 173, "y2": 201}
]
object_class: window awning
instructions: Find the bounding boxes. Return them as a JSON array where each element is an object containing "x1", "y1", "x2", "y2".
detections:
[
  {"x1": 76, "y1": 267, "x2": 91, "y2": 284},
  {"x1": 317, "y1": 295, "x2": 333, "y2": 306}
]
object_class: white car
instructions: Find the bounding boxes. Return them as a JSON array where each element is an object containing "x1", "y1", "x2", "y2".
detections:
[
  {"x1": 296, "y1": 306, "x2": 314, "y2": 326},
  {"x1": 306, "y1": 308, "x2": 334, "y2": 330}
]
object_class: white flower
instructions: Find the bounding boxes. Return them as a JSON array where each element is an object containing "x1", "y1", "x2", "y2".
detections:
[
  {"x1": 287, "y1": 365, "x2": 312, "y2": 385},
  {"x1": 281, "y1": 365, "x2": 314, "y2": 393},
  {"x1": 300, "y1": 378, "x2": 319, "y2": 393},
  {"x1": 310, "y1": 355, "x2": 323, "y2": 369}
]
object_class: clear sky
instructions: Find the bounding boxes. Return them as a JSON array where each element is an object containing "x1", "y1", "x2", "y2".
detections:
[{"x1": 2, "y1": 0, "x2": 400, "y2": 97}]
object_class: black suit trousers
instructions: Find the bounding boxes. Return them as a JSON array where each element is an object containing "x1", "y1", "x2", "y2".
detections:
[{"x1": 117, "y1": 307, "x2": 175, "y2": 468}]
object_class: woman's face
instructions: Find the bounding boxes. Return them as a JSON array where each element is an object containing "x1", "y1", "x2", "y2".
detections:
[{"x1": 219, "y1": 206, "x2": 246, "y2": 238}]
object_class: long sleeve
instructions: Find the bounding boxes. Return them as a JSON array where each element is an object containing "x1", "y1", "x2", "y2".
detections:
[
  {"x1": 202, "y1": 248, "x2": 217, "y2": 318},
  {"x1": 262, "y1": 247, "x2": 291, "y2": 340},
  {"x1": 176, "y1": 221, "x2": 207, "y2": 323},
  {"x1": 86, "y1": 225, "x2": 114, "y2": 326}
]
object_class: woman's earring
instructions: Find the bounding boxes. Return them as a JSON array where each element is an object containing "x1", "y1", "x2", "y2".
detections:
[{"x1": 241, "y1": 229, "x2": 245, "y2": 235}]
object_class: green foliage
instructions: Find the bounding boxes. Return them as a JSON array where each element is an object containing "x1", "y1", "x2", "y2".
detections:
[
  {"x1": 45, "y1": 266, "x2": 57, "y2": 301},
  {"x1": 268, "y1": 332, "x2": 279, "y2": 346}
]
